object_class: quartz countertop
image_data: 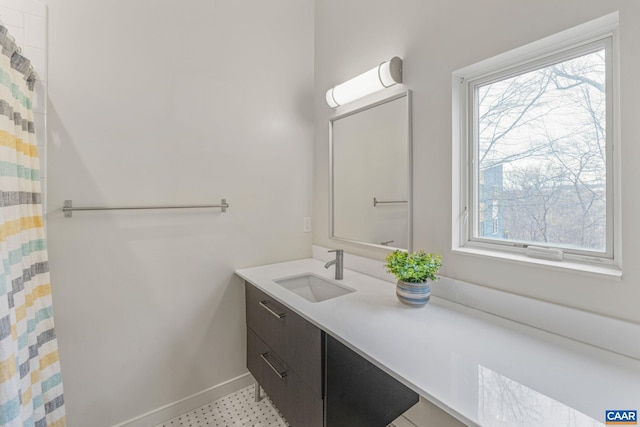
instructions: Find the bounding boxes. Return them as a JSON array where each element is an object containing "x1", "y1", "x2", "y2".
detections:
[{"x1": 236, "y1": 258, "x2": 640, "y2": 427}]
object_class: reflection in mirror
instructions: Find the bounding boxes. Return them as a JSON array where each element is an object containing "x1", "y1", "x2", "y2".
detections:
[{"x1": 330, "y1": 91, "x2": 411, "y2": 251}]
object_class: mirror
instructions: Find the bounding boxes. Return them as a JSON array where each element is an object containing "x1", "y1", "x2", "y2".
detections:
[{"x1": 330, "y1": 90, "x2": 412, "y2": 251}]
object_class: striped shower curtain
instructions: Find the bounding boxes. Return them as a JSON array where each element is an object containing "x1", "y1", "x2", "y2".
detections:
[{"x1": 0, "y1": 27, "x2": 66, "y2": 426}]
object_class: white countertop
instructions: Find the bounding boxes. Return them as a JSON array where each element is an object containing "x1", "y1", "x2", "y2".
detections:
[{"x1": 236, "y1": 258, "x2": 640, "y2": 427}]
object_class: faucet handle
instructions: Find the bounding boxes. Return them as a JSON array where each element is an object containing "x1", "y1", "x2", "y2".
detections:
[{"x1": 328, "y1": 249, "x2": 343, "y2": 254}]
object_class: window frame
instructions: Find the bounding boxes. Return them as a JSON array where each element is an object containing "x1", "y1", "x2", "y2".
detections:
[{"x1": 452, "y1": 13, "x2": 621, "y2": 275}]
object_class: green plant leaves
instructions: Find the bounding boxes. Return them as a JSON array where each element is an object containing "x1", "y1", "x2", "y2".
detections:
[{"x1": 384, "y1": 250, "x2": 442, "y2": 283}]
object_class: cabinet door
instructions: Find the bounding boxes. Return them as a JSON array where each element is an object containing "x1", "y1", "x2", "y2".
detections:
[
  {"x1": 245, "y1": 282, "x2": 323, "y2": 396},
  {"x1": 325, "y1": 334, "x2": 419, "y2": 427},
  {"x1": 247, "y1": 329, "x2": 323, "y2": 427}
]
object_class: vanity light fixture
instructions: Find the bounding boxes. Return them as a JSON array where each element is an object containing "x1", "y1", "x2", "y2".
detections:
[{"x1": 325, "y1": 57, "x2": 403, "y2": 108}]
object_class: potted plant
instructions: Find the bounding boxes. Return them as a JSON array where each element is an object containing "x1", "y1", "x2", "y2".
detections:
[{"x1": 384, "y1": 250, "x2": 442, "y2": 307}]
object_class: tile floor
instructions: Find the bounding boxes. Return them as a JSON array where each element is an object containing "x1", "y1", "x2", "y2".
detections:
[
  {"x1": 155, "y1": 385, "x2": 289, "y2": 427},
  {"x1": 156, "y1": 384, "x2": 398, "y2": 427}
]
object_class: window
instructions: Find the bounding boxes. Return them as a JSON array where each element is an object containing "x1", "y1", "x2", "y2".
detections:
[{"x1": 453, "y1": 13, "x2": 620, "y2": 271}]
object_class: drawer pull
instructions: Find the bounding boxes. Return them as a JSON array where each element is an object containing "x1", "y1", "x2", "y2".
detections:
[
  {"x1": 260, "y1": 352, "x2": 287, "y2": 379},
  {"x1": 259, "y1": 300, "x2": 287, "y2": 319}
]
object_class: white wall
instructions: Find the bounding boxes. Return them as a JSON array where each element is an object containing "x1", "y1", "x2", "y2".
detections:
[
  {"x1": 43, "y1": 0, "x2": 314, "y2": 425},
  {"x1": 314, "y1": 0, "x2": 640, "y2": 324}
]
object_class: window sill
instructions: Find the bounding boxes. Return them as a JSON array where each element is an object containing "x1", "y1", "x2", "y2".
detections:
[{"x1": 452, "y1": 245, "x2": 622, "y2": 280}]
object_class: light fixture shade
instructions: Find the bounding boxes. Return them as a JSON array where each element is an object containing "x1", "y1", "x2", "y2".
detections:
[{"x1": 326, "y1": 57, "x2": 402, "y2": 108}]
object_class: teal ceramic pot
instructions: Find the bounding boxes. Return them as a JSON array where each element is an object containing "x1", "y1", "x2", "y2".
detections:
[{"x1": 396, "y1": 280, "x2": 430, "y2": 307}]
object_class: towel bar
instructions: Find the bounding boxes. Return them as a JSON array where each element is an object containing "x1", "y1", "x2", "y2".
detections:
[
  {"x1": 373, "y1": 197, "x2": 407, "y2": 207},
  {"x1": 63, "y1": 199, "x2": 229, "y2": 218}
]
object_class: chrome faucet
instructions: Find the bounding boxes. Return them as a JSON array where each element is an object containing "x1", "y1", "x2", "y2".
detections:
[{"x1": 324, "y1": 249, "x2": 344, "y2": 280}]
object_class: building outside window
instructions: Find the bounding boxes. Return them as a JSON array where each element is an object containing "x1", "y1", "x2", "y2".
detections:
[{"x1": 453, "y1": 13, "x2": 620, "y2": 271}]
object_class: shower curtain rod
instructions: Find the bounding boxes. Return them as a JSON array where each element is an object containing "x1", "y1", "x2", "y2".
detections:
[{"x1": 63, "y1": 198, "x2": 229, "y2": 218}]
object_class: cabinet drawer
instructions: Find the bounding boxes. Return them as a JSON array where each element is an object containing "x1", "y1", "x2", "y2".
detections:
[
  {"x1": 245, "y1": 282, "x2": 322, "y2": 396},
  {"x1": 247, "y1": 329, "x2": 323, "y2": 427}
]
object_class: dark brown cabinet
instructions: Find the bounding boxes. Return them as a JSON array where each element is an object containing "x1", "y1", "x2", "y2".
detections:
[
  {"x1": 246, "y1": 282, "x2": 323, "y2": 396},
  {"x1": 245, "y1": 281, "x2": 418, "y2": 427},
  {"x1": 246, "y1": 283, "x2": 323, "y2": 427}
]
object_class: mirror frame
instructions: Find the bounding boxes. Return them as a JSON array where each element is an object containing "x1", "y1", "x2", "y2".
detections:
[{"x1": 329, "y1": 89, "x2": 413, "y2": 252}]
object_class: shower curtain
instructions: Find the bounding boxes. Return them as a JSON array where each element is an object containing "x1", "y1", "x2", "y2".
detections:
[{"x1": 0, "y1": 26, "x2": 66, "y2": 426}]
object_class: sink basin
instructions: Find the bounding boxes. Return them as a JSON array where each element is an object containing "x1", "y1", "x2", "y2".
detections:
[{"x1": 274, "y1": 273, "x2": 355, "y2": 303}]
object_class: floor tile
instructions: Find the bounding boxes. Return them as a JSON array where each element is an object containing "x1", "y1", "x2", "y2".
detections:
[{"x1": 156, "y1": 385, "x2": 289, "y2": 427}]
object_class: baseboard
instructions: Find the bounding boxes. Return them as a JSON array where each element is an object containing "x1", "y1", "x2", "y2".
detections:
[{"x1": 112, "y1": 372, "x2": 254, "y2": 427}]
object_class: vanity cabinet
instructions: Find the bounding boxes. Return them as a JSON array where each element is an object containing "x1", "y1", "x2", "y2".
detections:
[
  {"x1": 245, "y1": 281, "x2": 418, "y2": 427},
  {"x1": 246, "y1": 282, "x2": 323, "y2": 427}
]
